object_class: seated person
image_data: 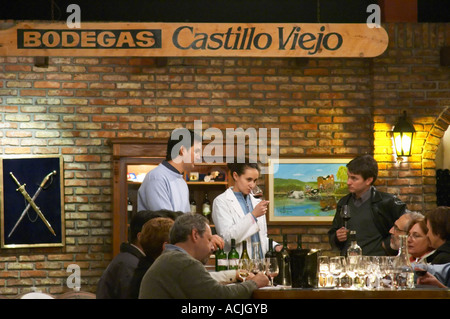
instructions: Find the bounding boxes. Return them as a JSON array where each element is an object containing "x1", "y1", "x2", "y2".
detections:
[
  {"x1": 389, "y1": 211, "x2": 423, "y2": 251},
  {"x1": 96, "y1": 210, "x2": 156, "y2": 299},
  {"x1": 425, "y1": 206, "x2": 450, "y2": 264},
  {"x1": 139, "y1": 213, "x2": 268, "y2": 299},
  {"x1": 416, "y1": 263, "x2": 450, "y2": 288},
  {"x1": 129, "y1": 217, "x2": 174, "y2": 299},
  {"x1": 407, "y1": 217, "x2": 435, "y2": 263}
]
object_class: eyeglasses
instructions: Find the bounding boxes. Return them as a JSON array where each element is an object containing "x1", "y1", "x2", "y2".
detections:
[
  {"x1": 393, "y1": 224, "x2": 408, "y2": 234},
  {"x1": 408, "y1": 233, "x2": 425, "y2": 240}
]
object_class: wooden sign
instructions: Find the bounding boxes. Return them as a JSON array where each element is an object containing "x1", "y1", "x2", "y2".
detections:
[{"x1": 0, "y1": 22, "x2": 388, "y2": 57}]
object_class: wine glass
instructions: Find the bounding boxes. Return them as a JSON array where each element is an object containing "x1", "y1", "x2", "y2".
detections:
[
  {"x1": 340, "y1": 205, "x2": 351, "y2": 229},
  {"x1": 250, "y1": 185, "x2": 264, "y2": 199},
  {"x1": 379, "y1": 256, "x2": 394, "y2": 289},
  {"x1": 238, "y1": 259, "x2": 251, "y2": 282},
  {"x1": 318, "y1": 256, "x2": 331, "y2": 288},
  {"x1": 265, "y1": 257, "x2": 279, "y2": 286},
  {"x1": 347, "y1": 255, "x2": 362, "y2": 289},
  {"x1": 251, "y1": 259, "x2": 264, "y2": 275},
  {"x1": 329, "y1": 256, "x2": 345, "y2": 287},
  {"x1": 411, "y1": 261, "x2": 428, "y2": 277}
]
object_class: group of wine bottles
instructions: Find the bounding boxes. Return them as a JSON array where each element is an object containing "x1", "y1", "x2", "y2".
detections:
[
  {"x1": 215, "y1": 234, "x2": 303, "y2": 287},
  {"x1": 190, "y1": 193, "x2": 212, "y2": 224}
]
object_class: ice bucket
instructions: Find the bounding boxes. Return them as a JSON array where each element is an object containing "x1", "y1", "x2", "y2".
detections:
[{"x1": 289, "y1": 249, "x2": 319, "y2": 288}]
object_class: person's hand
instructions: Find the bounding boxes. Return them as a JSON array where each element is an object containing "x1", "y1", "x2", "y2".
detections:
[
  {"x1": 417, "y1": 272, "x2": 447, "y2": 288},
  {"x1": 249, "y1": 272, "x2": 269, "y2": 288},
  {"x1": 336, "y1": 227, "x2": 348, "y2": 242},
  {"x1": 211, "y1": 234, "x2": 225, "y2": 250},
  {"x1": 252, "y1": 200, "x2": 269, "y2": 218}
]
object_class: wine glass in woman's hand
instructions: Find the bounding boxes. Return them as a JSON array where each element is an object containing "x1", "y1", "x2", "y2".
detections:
[{"x1": 250, "y1": 185, "x2": 263, "y2": 199}]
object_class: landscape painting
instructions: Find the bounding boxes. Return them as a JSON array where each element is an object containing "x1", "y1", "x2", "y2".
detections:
[{"x1": 267, "y1": 158, "x2": 350, "y2": 224}]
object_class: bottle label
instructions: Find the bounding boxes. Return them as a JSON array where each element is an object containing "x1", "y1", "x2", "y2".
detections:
[
  {"x1": 228, "y1": 259, "x2": 239, "y2": 267},
  {"x1": 218, "y1": 259, "x2": 228, "y2": 267},
  {"x1": 202, "y1": 204, "x2": 211, "y2": 215}
]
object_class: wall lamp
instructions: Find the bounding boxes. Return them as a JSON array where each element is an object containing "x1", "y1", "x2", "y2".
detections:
[{"x1": 393, "y1": 111, "x2": 415, "y2": 157}]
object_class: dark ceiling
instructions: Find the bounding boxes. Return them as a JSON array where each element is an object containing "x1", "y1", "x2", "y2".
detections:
[{"x1": 0, "y1": 0, "x2": 448, "y2": 22}]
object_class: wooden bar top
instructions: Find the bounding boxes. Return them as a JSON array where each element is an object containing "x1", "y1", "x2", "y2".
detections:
[{"x1": 253, "y1": 287, "x2": 450, "y2": 299}]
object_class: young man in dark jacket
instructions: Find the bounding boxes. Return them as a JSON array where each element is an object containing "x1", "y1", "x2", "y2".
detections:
[{"x1": 328, "y1": 155, "x2": 406, "y2": 256}]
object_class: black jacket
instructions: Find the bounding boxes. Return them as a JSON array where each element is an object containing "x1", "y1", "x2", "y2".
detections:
[
  {"x1": 328, "y1": 187, "x2": 406, "y2": 256},
  {"x1": 428, "y1": 241, "x2": 450, "y2": 265},
  {"x1": 96, "y1": 242, "x2": 144, "y2": 299}
]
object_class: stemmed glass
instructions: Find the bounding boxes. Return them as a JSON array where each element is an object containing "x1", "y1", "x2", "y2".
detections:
[
  {"x1": 238, "y1": 259, "x2": 251, "y2": 282},
  {"x1": 329, "y1": 256, "x2": 346, "y2": 288},
  {"x1": 251, "y1": 259, "x2": 264, "y2": 275},
  {"x1": 250, "y1": 185, "x2": 264, "y2": 199},
  {"x1": 347, "y1": 256, "x2": 362, "y2": 289},
  {"x1": 411, "y1": 261, "x2": 428, "y2": 277},
  {"x1": 265, "y1": 257, "x2": 279, "y2": 286},
  {"x1": 340, "y1": 205, "x2": 351, "y2": 229},
  {"x1": 379, "y1": 256, "x2": 394, "y2": 289},
  {"x1": 318, "y1": 256, "x2": 331, "y2": 288}
]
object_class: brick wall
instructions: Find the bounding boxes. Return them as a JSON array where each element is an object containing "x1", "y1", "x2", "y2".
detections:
[{"x1": 0, "y1": 23, "x2": 449, "y2": 295}]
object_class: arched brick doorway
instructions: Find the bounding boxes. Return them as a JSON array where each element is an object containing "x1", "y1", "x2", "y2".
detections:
[{"x1": 422, "y1": 106, "x2": 450, "y2": 212}]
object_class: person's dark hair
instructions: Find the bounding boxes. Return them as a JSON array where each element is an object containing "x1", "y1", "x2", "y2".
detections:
[
  {"x1": 129, "y1": 210, "x2": 156, "y2": 244},
  {"x1": 346, "y1": 154, "x2": 378, "y2": 184},
  {"x1": 137, "y1": 209, "x2": 183, "y2": 221},
  {"x1": 425, "y1": 206, "x2": 450, "y2": 241},
  {"x1": 169, "y1": 213, "x2": 208, "y2": 244},
  {"x1": 227, "y1": 159, "x2": 260, "y2": 179},
  {"x1": 166, "y1": 128, "x2": 202, "y2": 161}
]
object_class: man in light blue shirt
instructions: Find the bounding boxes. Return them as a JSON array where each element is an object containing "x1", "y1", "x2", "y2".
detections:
[
  {"x1": 138, "y1": 160, "x2": 191, "y2": 213},
  {"x1": 138, "y1": 129, "x2": 202, "y2": 213},
  {"x1": 137, "y1": 129, "x2": 224, "y2": 249}
]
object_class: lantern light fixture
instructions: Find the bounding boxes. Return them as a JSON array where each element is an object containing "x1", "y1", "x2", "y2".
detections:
[{"x1": 393, "y1": 111, "x2": 415, "y2": 157}]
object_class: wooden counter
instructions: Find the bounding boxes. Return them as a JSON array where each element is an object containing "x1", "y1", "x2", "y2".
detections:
[{"x1": 253, "y1": 287, "x2": 450, "y2": 299}]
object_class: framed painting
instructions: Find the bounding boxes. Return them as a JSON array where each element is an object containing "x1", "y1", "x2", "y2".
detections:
[
  {"x1": 266, "y1": 158, "x2": 351, "y2": 225},
  {"x1": 0, "y1": 155, "x2": 65, "y2": 248}
]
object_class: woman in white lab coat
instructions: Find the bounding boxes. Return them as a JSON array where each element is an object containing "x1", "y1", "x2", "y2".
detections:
[{"x1": 212, "y1": 162, "x2": 280, "y2": 257}]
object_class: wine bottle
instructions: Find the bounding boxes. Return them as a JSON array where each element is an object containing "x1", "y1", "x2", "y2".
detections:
[
  {"x1": 127, "y1": 197, "x2": 133, "y2": 220},
  {"x1": 265, "y1": 238, "x2": 276, "y2": 258},
  {"x1": 241, "y1": 240, "x2": 250, "y2": 260},
  {"x1": 215, "y1": 247, "x2": 228, "y2": 271},
  {"x1": 347, "y1": 230, "x2": 362, "y2": 257},
  {"x1": 228, "y1": 238, "x2": 239, "y2": 270},
  {"x1": 190, "y1": 194, "x2": 197, "y2": 214},
  {"x1": 296, "y1": 234, "x2": 302, "y2": 250},
  {"x1": 202, "y1": 193, "x2": 212, "y2": 223},
  {"x1": 274, "y1": 234, "x2": 291, "y2": 286}
]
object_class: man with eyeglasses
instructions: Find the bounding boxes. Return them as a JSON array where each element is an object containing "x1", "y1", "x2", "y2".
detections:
[{"x1": 389, "y1": 211, "x2": 424, "y2": 251}]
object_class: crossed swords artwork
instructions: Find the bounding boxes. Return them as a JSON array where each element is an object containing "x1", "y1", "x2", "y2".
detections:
[{"x1": 8, "y1": 170, "x2": 57, "y2": 238}]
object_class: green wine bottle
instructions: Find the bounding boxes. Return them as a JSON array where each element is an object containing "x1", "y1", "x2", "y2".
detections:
[
  {"x1": 228, "y1": 238, "x2": 239, "y2": 270},
  {"x1": 265, "y1": 238, "x2": 276, "y2": 258},
  {"x1": 215, "y1": 247, "x2": 228, "y2": 271}
]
